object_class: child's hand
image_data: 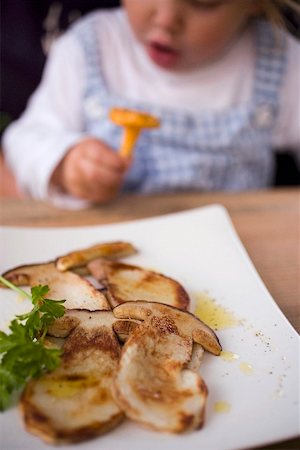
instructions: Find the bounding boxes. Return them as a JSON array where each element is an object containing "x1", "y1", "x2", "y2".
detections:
[{"x1": 52, "y1": 138, "x2": 130, "y2": 203}]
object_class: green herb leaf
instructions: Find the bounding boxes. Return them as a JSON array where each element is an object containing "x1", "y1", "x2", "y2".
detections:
[{"x1": 0, "y1": 275, "x2": 66, "y2": 411}]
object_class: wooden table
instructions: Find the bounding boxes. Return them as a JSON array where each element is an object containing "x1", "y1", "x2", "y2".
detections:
[{"x1": 1, "y1": 188, "x2": 299, "y2": 449}]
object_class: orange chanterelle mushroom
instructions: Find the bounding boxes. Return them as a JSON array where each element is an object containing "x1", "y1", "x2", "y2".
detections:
[{"x1": 109, "y1": 108, "x2": 160, "y2": 157}]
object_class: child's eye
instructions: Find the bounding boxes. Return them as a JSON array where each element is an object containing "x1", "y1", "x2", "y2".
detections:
[{"x1": 186, "y1": 0, "x2": 223, "y2": 10}]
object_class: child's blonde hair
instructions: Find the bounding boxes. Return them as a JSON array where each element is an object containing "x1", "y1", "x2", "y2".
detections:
[{"x1": 260, "y1": 0, "x2": 300, "y2": 29}]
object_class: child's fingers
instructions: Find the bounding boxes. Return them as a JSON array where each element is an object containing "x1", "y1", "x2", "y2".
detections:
[
  {"x1": 69, "y1": 158, "x2": 124, "y2": 201},
  {"x1": 80, "y1": 157, "x2": 125, "y2": 189},
  {"x1": 83, "y1": 140, "x2": 127, "y2": 173},
  {"x1": 58, "y1": 138, "x2": 131, "y2": 203}
]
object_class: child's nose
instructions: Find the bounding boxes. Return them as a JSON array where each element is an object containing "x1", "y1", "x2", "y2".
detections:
[{"x1": 151, "y1": 0, "x2": 183, "y2": 34}]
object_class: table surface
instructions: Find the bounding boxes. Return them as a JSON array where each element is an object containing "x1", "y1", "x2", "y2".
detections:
[{"x1": 1, "y1": 188, "x2": 299, "y2": 450}]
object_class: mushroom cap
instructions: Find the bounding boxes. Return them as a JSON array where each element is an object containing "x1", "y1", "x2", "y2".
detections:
[
  {"x1": 56, "y1": 241, "x2": 137, "y2": 272},
  {"x1": 88, "y1": 260, "x2": 190, "y2": 310},
  {"x1": 113, "y1": 301, "x2": 221, "y2": 355},
  {"x1": 109, "y1": 108, "x2": 160, "y2": 129},
  {"x1": 2, "y1": 262, "x2": 110, "y2": 311}
]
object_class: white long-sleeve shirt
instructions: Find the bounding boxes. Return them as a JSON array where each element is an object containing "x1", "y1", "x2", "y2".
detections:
[{"x1": 3, "y1": 9, "x2": 300, "y2": 209}]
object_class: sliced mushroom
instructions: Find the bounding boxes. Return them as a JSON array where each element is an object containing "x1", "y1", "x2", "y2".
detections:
[
  {"x1": 20, "y1": 309, "x2": 124, "y2": 445},
  {"x1": 88, "y1": 260, "x2": 190, "y2": 310},
  {"x1": 187, "y1": 343, "x2": 205, "y2": 372},
  {"x1": 56, "y1": 241, "x2": 137, "y2": 272},
  {"x1": 112, "y1": 319, "x2": 140, "y2": 343},
  {"x1": 112, "y1": 301, "x2": 221, "y2": 433},
  {"x1": 2, "y1": 262, "x2": 110, "y2": 311}
]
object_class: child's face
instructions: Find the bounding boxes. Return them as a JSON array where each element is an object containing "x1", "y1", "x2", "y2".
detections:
[{"x1": 123, "y1": 0, "x2": 258, "y2": 71}]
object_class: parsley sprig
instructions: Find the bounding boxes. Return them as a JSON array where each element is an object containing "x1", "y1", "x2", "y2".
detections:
[{"x1": 0, "y1": 275, "x2": 66, "y2": 411}]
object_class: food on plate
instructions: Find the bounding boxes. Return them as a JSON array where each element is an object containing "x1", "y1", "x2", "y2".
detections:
[
  {"x1": 1, "y1": 262, "x2": 110, "y2": 311},
  {"x1": 1, "y1": 240, "x2": 221, "y2": 444},
  {"x1": 109, "y1": 108, "x2": 160, "y2": 157},
  {"x1": 88, "y1": 259, "x2": 190, "y2": 310},
  {"x1": 56, "y1": 241, "x2": 137, "y2": 272},
  {"x1": 0, "y1": 277, "x2": 65, "y2": 411},
  {"x1": 113, "y1": 301, "x2": 221, "y2": 432},
  {"x1": 19, "y1": 301, "x2": 220, "y2": 443},
  {"x1": 20, "y1": 309, "x2": 124, "y2": 444}
]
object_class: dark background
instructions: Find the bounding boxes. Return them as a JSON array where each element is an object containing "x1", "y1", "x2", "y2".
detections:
[
  {"x1": 1, "y1": 0, "x2": 120, "y2": 124},
  {"x1": 1, "y1": 0, "x2": 299, "y2": 185}
]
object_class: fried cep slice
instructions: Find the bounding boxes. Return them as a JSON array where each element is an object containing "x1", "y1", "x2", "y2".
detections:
[
  {"x1": 109, "y1": 108, "x2": 160, "y2": 157},
  {"x1": 112, "y1": 301, "x2": 221, "y2": 433},
  {"x1": 1, "y1": 262, "x2": 110, "y2": 311},
  {"x1": 187, "y1": 343, "x2": 205, "y2": 372},
  {"x1": 20, "y1": 309, "x2": 124, "y2": 445},
  {"x1": 56, "y1": 241, "x2": 137, "y2": 272},
  {"x1": 88, "y1": 260, "x2": 190, "y2": 310}
]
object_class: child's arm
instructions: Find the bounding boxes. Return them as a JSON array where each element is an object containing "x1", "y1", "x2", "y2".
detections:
[{"x1": 2, "y1": 33, "x2": 124, "y2": 208}]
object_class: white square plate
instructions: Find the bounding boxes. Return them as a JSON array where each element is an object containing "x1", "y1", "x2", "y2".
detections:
[{"x1": 0, "y1": 205, "x2": 299, "y2": 450}]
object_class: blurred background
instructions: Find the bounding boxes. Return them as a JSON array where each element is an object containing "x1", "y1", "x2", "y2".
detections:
[
  {"x1": 1, "y1": 0, "x2": 120, "y2": 129},
  {"x1": 0, "y1": 0, "x2": 299, "y2": 196}
]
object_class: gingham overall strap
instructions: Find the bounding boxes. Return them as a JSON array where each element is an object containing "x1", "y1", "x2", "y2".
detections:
[{"x1": 254, "y1": 21, "x2": 287, "y2": 104}]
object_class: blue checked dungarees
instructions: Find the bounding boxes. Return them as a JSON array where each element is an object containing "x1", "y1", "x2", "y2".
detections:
[{"x1": 72, "y1": 17, "x2": 287, "y2": 193}]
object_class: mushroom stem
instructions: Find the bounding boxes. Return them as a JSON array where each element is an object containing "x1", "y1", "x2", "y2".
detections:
[{"x1": 120, "y1": 126, "x2": 141, "y2": 158}]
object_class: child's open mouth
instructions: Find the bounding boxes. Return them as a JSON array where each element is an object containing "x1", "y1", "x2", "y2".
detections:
[{"x1": 147, "y1": 41, "x2": 180, "y2": 68}]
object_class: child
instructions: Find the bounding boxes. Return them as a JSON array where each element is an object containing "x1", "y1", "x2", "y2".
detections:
[{"x1": 2, "y1": 0, "x2": 300, "y2": 209}]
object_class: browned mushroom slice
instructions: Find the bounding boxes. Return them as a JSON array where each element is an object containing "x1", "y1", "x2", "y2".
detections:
[
  {"x1": 2, "y1": 262, "x2": 110, "y2": 311},
  {"x1": 187, "y1": 343, "x2": 205, "y2": 372},
  {"x1": 88, "y1": 260, "x2": 190, "y2": 310},
  {"x1": 112, "y1": 301, "x2": 221, "y2": 433},
  {"x1": 56, "y1": 241, "x2": 137, "y2": 272},
  {"x1": 20, "y1": 309, "x2": 124, "y2": 445},
  {"x1": 112, "y1": 319, "x2": 140, "y2": 343}
]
